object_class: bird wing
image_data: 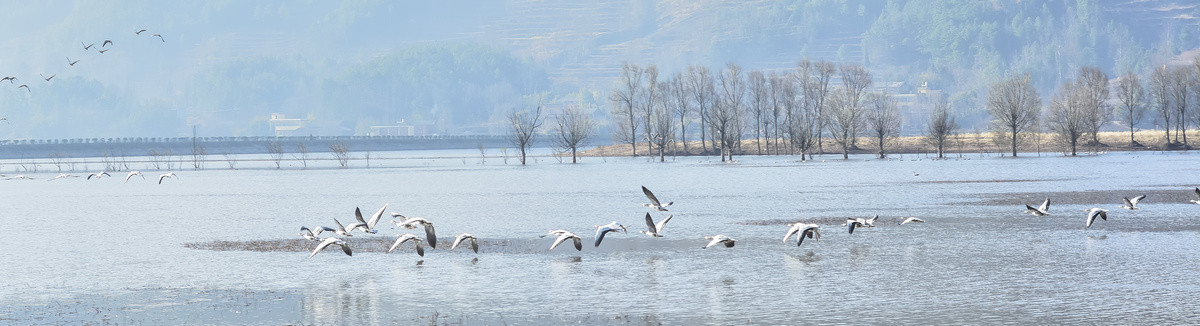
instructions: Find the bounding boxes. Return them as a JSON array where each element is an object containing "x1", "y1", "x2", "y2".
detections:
[
  {"x1": 572, "y1": 237, "x2": 582, "y2": 251},
  {"x1": 1130, "y1": 195, "x2": 1146, "y2": 206},
  {"x1": 1086, "y1": 210, "x2": 1099, "y2": 228},
  {"x1": 644, "y1": 213, "x2": 657, "y2": 233},
  {"x1": 1195, "y1": 187, "x2": 1200, "y2": 199},
  {"x1": 848, "y1": 222, "x2": 857, "y2": 234},
  {"x1": 310, "y1": 238, "x2": 340, "y2": 258},
  {"x1": 316, "y1": 227, "x2": 335, "y2": 235},
  {"x1": 124, "y1": 172, "x2": 135, "y2": 183},
  {"x1": 415, "y1": 243, "x2": 424, "y2": 257},
  {"x1": 550, "y1": 234, "x2": 571, "y2": 250},
  {"x1": 1025, "y1": 205, "x2": 1039, "y2": 214},
  {"x1": 354, "y1": 207, "x2": 367, "y2": 224},
  {"x1": 340, "y1": 243, "x2": 352, "y2": 256},
  {"x1": 594, "y1": 228, "x2": 613, "y2": 247},
  {"x1": 1039, "y1": 198, "x2": 1050, "y2": 212},
  {"x1": 642, "y1": 186, "x2": 662, "y2": 207},
  {"x1": 424, "y1": 224, "x2": 437, "y2": 248},
  {"x1": 1122, "y1": 197, "x2": 1133, "y2": 207},
  {"x1": 345, "y1": 222, "x2": 367, "y2": 232},
  {"x1": 333, "y1": 218, "x2": 346, "y2": 232},
  {"x1": 782, "y1": 225, "x2": 801, "y2": 243},
  {"x1": 656, "y1": 215, "x2": 673, "y2": 233},
  {"x1": 703, "y1": 237, "x2": 722, "y2": 249},
  {"x1": 158, "y1": 174, "x2": 168, "y2": 184},
  {"x1": 367, "y1": 203, "x2": 388, "y2": 229},
  {"x1": 451, "y1": 235, "x2": 466, "y2": 251},
  {"x1": 796, "y1": 232, "x2": 806, "y2": 246},
  {"x1": 723, "y1": 240, "x2": 735, "y2": 248},
  {"x1": 470, "y1": 238, "x2": 479, "y2": 253}
]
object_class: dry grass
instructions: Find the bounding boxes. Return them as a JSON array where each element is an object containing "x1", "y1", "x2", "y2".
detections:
[{"x1": 578, "y1": 129, "x2": 1200, "y2": 157}]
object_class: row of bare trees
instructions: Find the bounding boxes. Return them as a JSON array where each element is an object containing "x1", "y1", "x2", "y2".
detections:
[{"x1": 608, "y1": 60, "x2": 929, "y2": 161}]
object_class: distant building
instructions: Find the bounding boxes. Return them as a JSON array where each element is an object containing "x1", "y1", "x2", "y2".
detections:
[
  {"x1": 268, "y1": 113, "x2": 307, "y2": 136},
  {"x1": 365, "y1": 119, "x2": 436, "y2": 137}
]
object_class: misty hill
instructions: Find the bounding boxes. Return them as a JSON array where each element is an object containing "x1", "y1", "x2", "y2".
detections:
[{"x1": 0, "y1": 0, "x2": 1196, "y2": 139}]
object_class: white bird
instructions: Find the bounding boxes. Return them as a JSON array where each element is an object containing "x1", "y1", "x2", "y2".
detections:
[
  {"x1": 158, "y1": 172, "x2": 176, "y2": 184},
  {"x1": 844, "y1": 217, "x2": 871, "y2": 234},
  {"x1": 640, "y1": 213, "x2": 673, "y2": 237},
  {"x1": 450, "y1": 233, "x2": 479, "y2": 253},
  {"x1": 1085, "y1": 208, "x2": 1108, "y2": 228},
  {"x1": 640, "y1": 186, "x2": 673, "y2": 211},
  {"x1": 592, "y1": 221, "x2": 627, "y2": 247},
  {"x1": 1025, "y1": 198, "x2": 1050, "y2": 216},
  {"x1": 1119, "y1": 195, "x2": 1146, "y2": 210},
  {"x1": 702, "y1": 235, "x2": 736, "y2": 248},
  {"x1": 390, "y1": 212, "x2": 418, "y2": 229},
  {"x1": 298, "y1": 227, "x2": 321, "y2": 241},
  {"x1": 899, "y1": 217, "x2": 925, "y2": 225},
  {"x1": 309, "y1": 237, "x2": 352, "y2": 258},
  {"x1": 321, "y1": 218, "x2": 354, "y2": 237},
  {"x1": 783, "y1": 223, "x2": 821, "y2": 246},
  {"x1": 388, "y1": 233, "x2": 425, "y2": 256},
  {"x1": 86, "y1": 171, "x2": 110, "y2": 180},
  {"x1": 124, "y1": 171, "x2": 145, "y2": 183},
  {"x1": 349, "y1": 203, "x2": 388, "y2": 234},
  {"x1": 6, "y1": 175, "x2": 34, "y2": 180},
  {"x1": 1190, "y1": 187, "x2": 1200, "y2": 204},
  {"x1": 543, "y1": 229, "x2": 582, "y2": 251},
  {"x1": 391, "y1": 215, "x2": 437, "y2": 248},
  {"x1": 47, "y1": 173, "x2": 76, "y2": 181}
]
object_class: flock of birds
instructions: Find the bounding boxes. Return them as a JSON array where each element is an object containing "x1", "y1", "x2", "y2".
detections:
[
  {"x1": 301, "y1": 185, "x2": 1200, "y2": 258},
  {"x1": 2, "y1": 28, "x2": 166, "y2": 95},
  {"x1": 4, "y1": 170, "x2": 177, "y2": 183}
]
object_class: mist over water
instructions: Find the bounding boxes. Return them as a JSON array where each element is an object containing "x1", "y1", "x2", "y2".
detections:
[{"x1": 2, "y1": 150, "x2": 1199, "y2": 323}]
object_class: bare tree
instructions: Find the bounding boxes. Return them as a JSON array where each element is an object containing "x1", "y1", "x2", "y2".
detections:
[
  {"x1": 609, "y1": 63, "x2": 643, "y2": 156},
  {"x1": 838, "y1": 64, "x2": 873, "y2": 148},
  {"x1": 1047, "y1": 81, "x2": 1087, "y2": 156},
  {"x1": 986, "y1": 74, "x2": 1042, "y2": 157},
  {"x1": 710, "y1": 63, "x2": 746, "y2": 162},
  {"x1": 190, "y1": 145, "x2": 207, "y2": 169},
  {"x1": 1076, "y1": 66, "x2": 1110, "y2": 145},
  {"x1": 1114, "y1": 71, "x2": 1145, "y2": 146},
  {"x1": 667, "y1": 72, "x2": 692, "y2": 154},
  {"x1": 49, "y1": 152, "x2": 65, "y2": 172},
  {"x1": 924, "y1": 97, "x2": 958, "y2": 158},
  {"x1": 864, "y1": 91, "x2": 901, "y2": 159},
  {"x1": 747, "y1": 70, "x2": 770, "y2": 154},
  {"x1": 1149, "y1": 65, "x2": 1173, "y2": 144},
  {"x1": 329, "y1": 141, "x2": 350, "y2": 168},
  {"x1": 293, "y1": 142, "x2": 309, "y2": 169},
  {"x1": 508, "y1": 105, "x2": 545, "y2": 165},
  {"x1": 266, "y1": 140, "x2": 285, "y2": 169},
  {"x1": 768, "y1": 71, "x2": 787, "y2": 155},
  {"x1": 648, "y1": 84, "x2": 676, "y2": 162},
  {"x1": 811, "y1": 60, "x2": 837, "y2": 154},
  {"x1": 551, "y1": 105, "x2": 595, "y2": 163},
  {"x1": 148, "y1": 149, "x2": 164, "y2": 170},
  {"x1": 827, "y1": 89, "x2": 862, "y2": 159},
  {"x1": 1169, "y1": 65, "x2": 1192, "y2": 147},
  {"x1": 642, "y1": 65, "x2": 659, "y2": 151},
  {"x1": 686, "y1": 65, "x2": 715, "y2": 154},
  {"x1": 221, "y1": 151, "x2": 237, "y2": 169}
]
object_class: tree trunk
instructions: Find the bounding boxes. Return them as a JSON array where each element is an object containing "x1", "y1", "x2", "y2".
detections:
[
  {"x1": 1130, "y1": 125, "x2": 1135, "y2": 145},
  {"x1": 937, "y1": 140, "x2": 944, "y2": 158},
  {"x1": 680, "y1": 116, "x2": 688, "y2": 154},
  {"x1": 520, "y1": 147, "x2": 528, "y2": 165},
  {"x1": 877, "y1": 135, "x2": 885, "y2": 159},
  {"x1": 1070, "y1": 138, "x2": 1077, "y2": 156},
  {"x1": 571, "y1": 148, "x2": 577, "y2": 163},
  {"x1": 1010, "y1": 127, "x2": 1018, "y2": 157}
]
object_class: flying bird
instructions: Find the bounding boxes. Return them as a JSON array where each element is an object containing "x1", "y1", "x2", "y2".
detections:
[
  {"x1": 845, "y1": 217, "x2": 875, "y2": 234},
  {"x1": 135, "y1": 29, "x2": 147, "y2": 35},
  {"x1": 67, "y1": 57, "x2": 80, "y2": 66},
  {"x1": 40, "y1": 74, "x2": 54, "y2": 82},
  {"x1": 391, "y1": 215, "x2": 437, "y2": 248},
  {"x1": 98, "y1": 49, "x2": 109, "y2": 54},
  {"x1": 543, "y1": 229, "x2": 583, "y2": 251},
  {"x1": 323, "y1": 218, "x2": 354, "y2": 237},
  {"x1": 298, "y1": 227, "x2": 321, "y2": 241},
  {"x1": 152, "y1": 34, "x2": 165, "y2": 42},
  {"x1": 640, "y1": 213, "x2": 673, "y2": 237},
  {"x1": 450, "y1": 233, "x2": 479, "y2": 253},
  {"x1": 899, "y1": 217, "x2": 925, "y2": 225},
  {"x1": 309, "y1": 237, "x2": 351, "y2": 258},
  {"x1": 388, "y1": 234, "x2": 426, "y2": 256},
  {"x1": 82, "y1": 42, "x2": 94, "y2": 50},
  {"x1": 124, "y1": 171, "x2": 145, "y2": 183},
  {"x1": 1119, "y1": 195, "x2": 1146, "y2": 210},
  {"x1": 1190, "y1": 187, "x2": 1200, "y2": 204},
  {"x1": 102, "y1": 40, "x2": 113, "y2": 47},
  {"x1": 640, "y1": 186, "x2": 673, "y2": 211},
  {"x1": 783, "y1": 223, "x2": 821, "y2": 246},
  {"x1": 47, "y1": 173, "x2": 77, "y2": 181},
  {"x1": 592, "y1": 221, "x2": 627, "y2": 247},
  {"x1": 1085, "y1": 208, "x2": 1108, "y2": 228},
  {"x1": 157, "y1": 172, "x2": 176, "y2": 184},
  {"x1": 0, "y1": 76, "x2": 14, "y2": 83},
  {"x1": 1025, "y1": 198, "x2": 1050, "y2": 216},
  {"x1": 350, "y1": 203, "x2": 388, "y2": 234},
  {"x1": 17, "y1": 84, "x2": 29, "y2": 93},
  {"x1": 86, "y1": 171, "x2": 110, "y2": 180},
  {"x1": 702, "y1": 235, "x2": 736, "y2": 249}
]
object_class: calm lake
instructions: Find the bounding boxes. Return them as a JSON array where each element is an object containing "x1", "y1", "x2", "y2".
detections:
[{"x1": 2, "y1": 149, "x2": 1199, "y2": 324}]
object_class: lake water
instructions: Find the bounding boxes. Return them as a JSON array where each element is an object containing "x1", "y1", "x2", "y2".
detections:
[{"x1": 2, "y1": 150, "x2": 1199, "y2": 324}]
